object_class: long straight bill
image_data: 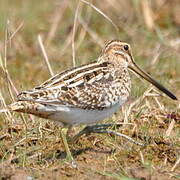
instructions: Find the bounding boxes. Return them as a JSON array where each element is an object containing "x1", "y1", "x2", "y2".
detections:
[{"x1": 129, "y1": 62, "x2": 177, "y2": 100}]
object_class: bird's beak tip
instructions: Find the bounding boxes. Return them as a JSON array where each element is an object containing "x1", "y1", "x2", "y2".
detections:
[{"x1": 128, "y1": 62, "x2": 177, "y2": 101}]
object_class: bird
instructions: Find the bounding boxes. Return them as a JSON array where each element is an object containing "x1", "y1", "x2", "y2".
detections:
[{"x1": 0, "y1": 40, "x2": 177, "y2": 167}]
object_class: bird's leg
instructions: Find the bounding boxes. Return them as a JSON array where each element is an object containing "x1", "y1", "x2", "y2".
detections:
[
  {"x1": 71, "y1": 124, "x2": 145, "y2": 147},
  {"x1": 71, "y1": 124, "x2": 116, "y2": 143},
  {"x1": 60, "y1": 126, "x2": 77, "y2": 168}
]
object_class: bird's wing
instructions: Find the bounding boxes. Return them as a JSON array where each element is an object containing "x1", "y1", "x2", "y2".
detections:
[{"x1": 17, "y1": 61, "x2": 118, "y2": 110}]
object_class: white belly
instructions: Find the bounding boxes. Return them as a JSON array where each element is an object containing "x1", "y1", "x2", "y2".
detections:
[{"x1": 39, "y1": 99, "x2": 126, "y2": 126}]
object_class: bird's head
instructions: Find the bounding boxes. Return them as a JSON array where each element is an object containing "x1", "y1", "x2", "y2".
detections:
[{"x1": 100, "y1": 40, "x2": 177, "y2": 100}]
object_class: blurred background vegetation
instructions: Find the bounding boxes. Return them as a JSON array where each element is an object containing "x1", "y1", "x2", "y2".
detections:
[
  {"x1": 0, "y1": 0, "x2": 179, "y2": 96},
  {"x1": 0, "y1": 0, "x2": 179, "y2": 179}
]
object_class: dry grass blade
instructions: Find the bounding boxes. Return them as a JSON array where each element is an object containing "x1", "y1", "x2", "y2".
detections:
[
  {"x1": 75, "y1": 6, "x2": 92, "y2": 50},
  {"x1": 80, "y1": 0, "x2": 119, "y2": 32},
  {"x1": 141, "y1": 0, "x2": 155, "y2": 31},
  {"x1": 165, "y1": 119, "x2": 175, "y2": 137},
  {"x1": 0, "y1": 21, "x2": 28, "y2": 127},
  {"x1": 0, "y1": 91, "x2": 14, "y2": 122},
  {"x1": 72, "y1": 1, "x2": 81, "y2": 67},
  {"x1": 139, "y1": 151, "x2": 145, "y2": 164},
  {"x1": 0, "y1": 53, "x2": 4, "y2": 71},
  {"x1": 38, "y1": 34, "x2": 54, "y2": 76},
  {"x1": 78, "y1": 15, "x2": 104, "y2": 47},
  {"x1": 153, "y1": 96, "x2": 164, "y2": 110},
  {"x1": 5, "y1": 74, "x2": 19, "y2": 98},
  {"x1": 171, "y1": 157, "x2": 180, "y2": 172},
  {"x1": 150, "y1": 44, "x2": 162, "y2": 67},
  {"x1": 45, "y1": 0, "x2": 69, "y2": 45},
  {"x1": 59, "y1": 32, "x2": 73, "y2": 57},
  {"x1": 4, "y1": 20, "x2": 19, "y2": 100},
  {"x1": 104, "y1": 130, "x2": 145, "y2": 146},
  {"x1": 8, "y1": 22, "x2": 24, "y2": 42}
]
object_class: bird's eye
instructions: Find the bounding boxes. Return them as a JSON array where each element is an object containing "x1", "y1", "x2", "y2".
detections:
[{"x1": 124, "y1": 45, "x2": 129, "y2": 51}]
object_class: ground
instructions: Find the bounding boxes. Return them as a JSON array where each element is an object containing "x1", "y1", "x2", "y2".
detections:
[{"x1": 0, "y1": 0, "x2": 179, "y2": 179}]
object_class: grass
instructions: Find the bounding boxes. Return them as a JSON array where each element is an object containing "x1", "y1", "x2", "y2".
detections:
[{"x1": 0, "y1": 0, "x2": 180, "y2": 179}]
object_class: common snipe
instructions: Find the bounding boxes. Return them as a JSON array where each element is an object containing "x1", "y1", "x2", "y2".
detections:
[{"x1": 1, "y1": 40, "x2": 177, "y2": 167}]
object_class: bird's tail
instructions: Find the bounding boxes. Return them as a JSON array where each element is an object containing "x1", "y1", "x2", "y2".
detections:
[
  {"x1": 0, "y1": 102, "x2": 26, "y2": 113},
  {"x1": 0, "y1": 101, "x2": 56, "y2": 119},
  {"x1": 0, "y1": 108, "x2": 9, "y2": 113}
]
